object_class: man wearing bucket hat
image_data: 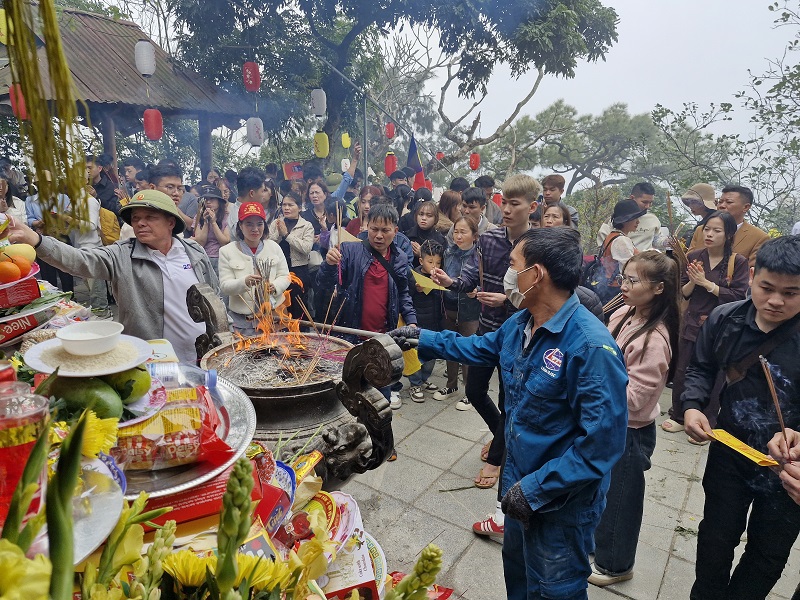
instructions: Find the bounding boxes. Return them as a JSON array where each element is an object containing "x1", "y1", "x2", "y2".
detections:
[
  {"x1": 596, "y1": 183, "x2": 661, "y2": 251},
  {"x1": 679, "y1": 183, "x2": 717, "y2": 248},
  {"x1": 7, "y1": 189, "x2": 218, "y2": 363}
]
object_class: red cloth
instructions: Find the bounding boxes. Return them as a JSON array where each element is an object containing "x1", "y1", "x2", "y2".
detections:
[{"x1": 360, "y1": 249, "x2": 390, "y2": 333}]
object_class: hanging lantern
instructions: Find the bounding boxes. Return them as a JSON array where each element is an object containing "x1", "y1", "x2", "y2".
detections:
[
  {"x1": 385, "y1": 122, "x2": 395, "y2": 139},
  {"x1": 424, "y1": 179, "x2": 433, "y2": 191},
  {"x1": 314, "y1": 130, "x2": 329, "y2": 158},
  {"x1": 341, "y1": 159, "x2": 351, "y2": 172},
  {"x1": 310, "y1": 88, "x2": 327, "y2": 117},
  {"x1": 246, "y1": 117, "x2": 265, "y2": 146},
  {"x1": 384, "y1": 152, "x2": 398, "y2": 177},
  {"x1": 0, "y1": 9, "x2": 9, "y2": 47},
  {"x1": 134, "y1": 40, "x2": 156, "y2": 78},
  {"x1": 143, "y1": 109, "x2": 163, "y2": 140},
  {"x1": 469, "y1": 152, "x2": 481, "y2": 171},
  {"x1": 341, "y1": 132, "x2": 351, "y2": 149},
  {"x1": 8, "y1": 84, "x2": 27, "y2": 121},
  {"x1": 242, "y1": 62, "x2": 261, "y2": 93},
  {"x1": 435, "y1": 151, "x2": 445, "y2": 161}
]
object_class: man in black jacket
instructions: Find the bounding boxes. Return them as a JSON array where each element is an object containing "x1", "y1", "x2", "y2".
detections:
[
  {"x1": 87, "y1": 154, "x2": 120, "y2": 215},
  {"x1": 683, "y1": 236, "x2": 800, "y2": 600}
]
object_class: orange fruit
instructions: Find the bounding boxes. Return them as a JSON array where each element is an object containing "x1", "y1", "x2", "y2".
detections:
[
  {"x1": 0, "y1": 262, "x2": 21, "y2": 284},
  {"x1": 8, "y1": 256, "x2": 31, "y2": 277}
]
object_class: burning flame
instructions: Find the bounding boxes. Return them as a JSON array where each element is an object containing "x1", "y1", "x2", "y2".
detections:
[{"x1": 234, "y1": 271, "x2": 307, "y2": 353}]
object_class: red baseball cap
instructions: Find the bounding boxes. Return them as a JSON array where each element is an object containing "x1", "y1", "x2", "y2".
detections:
[{"x1": 238, "y1": 201, "x2": 267, "y2": 222}]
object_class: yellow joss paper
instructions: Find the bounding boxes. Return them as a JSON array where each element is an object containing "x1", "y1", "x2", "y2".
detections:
[
  {"x1": 338, "y1": 228, "x2": 360, "y2": 244},
  {"x1": 412, "y1": 270, "x2": 446, "y2": 295},
  {"x1": 708, "y1": 429, "x2": 779, "y2": 467}
]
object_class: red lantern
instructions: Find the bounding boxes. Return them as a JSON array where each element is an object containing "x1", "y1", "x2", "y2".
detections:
[
  {"x1": 435, "y1": 151, "x2": 444, "y2": 161},
  {"x1": 385, "y1": 122, "x2": 395, "y2": 139},
  {"x1": 242, "y1": 62, "x2": 261, "y2": 93},
  {"x1": 384, "y1": 152, "x2": 398, "y2": 177},
  {"x1": 9, "y1": 84, "x2": 27, "y2": 121},
  {"x1": 143, "y1": 109, "x2": 163, "y2": 141},
  {"x1": 492, "y1": 192, "x2": 502, "y2": 207},
  {"x1": 469, "y1": 152, "x2": 480, "y2": 171}
]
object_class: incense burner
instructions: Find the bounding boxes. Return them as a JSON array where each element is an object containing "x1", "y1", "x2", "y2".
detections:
[{"x1": 191, "y1": 284, "x2": 402, "y2": 485}]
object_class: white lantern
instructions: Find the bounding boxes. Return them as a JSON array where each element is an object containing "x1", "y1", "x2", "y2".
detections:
[
  {"x1": 135, "y1": 40, "x2": 156, "y2": 78},
  {"x1": 341, "y1": 159, "x2": 350, "y2": 172},
  {"x1": 310, "y1": 88, "x2": 326, "y2": 117},
  {"x1": 246, "y1": 117, "x2": 264, "y2": 147}
]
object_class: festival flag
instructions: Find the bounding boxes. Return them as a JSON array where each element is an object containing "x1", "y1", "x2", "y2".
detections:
[{"x1": 407, "y1": 136, "x2": 426, "y2": 191}]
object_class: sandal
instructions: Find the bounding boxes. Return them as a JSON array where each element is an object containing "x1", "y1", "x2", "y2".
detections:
[
  {"x1": 688, "y1": 436, "x2": 710, "y2": 446},
  {"x1": 661, "y1": 419, "x2": 685, "y2": 433},
  {"x1": 474, "y1": 467, "x2": 498, "y2": 489},
  {"x1": 480, "y1": 440, "x2": 492, "y2": 462}
]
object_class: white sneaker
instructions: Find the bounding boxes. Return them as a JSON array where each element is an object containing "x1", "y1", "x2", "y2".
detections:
[
  {"x1": 455, "y1": 398, "x2": 472, "y2": 411},
  {"x1": 410, "y1": 387, "x2": 425, "y2": 402},
  {"x1": 433, "y1": 387, "x2": 457, "y2": 401},
  {"x1": 389, "y1": 391, "x2": 402, "y2": 410},
  {"x1": 423, "y1": 382, "x2": 438, "y2": 391}
]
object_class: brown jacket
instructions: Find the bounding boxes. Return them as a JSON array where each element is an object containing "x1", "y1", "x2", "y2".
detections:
[{"x1": 689, "y1": 221, "x2": 769, "y2": 267}]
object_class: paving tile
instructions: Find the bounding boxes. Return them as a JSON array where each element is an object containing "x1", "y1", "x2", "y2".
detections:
[
  {"x1": 393, "y1": 395, "x2": 451, "y2": 425},
  {"x1": 351, "y1": 453, "x2": 444, "y2": 503},
  {"x1": 684, "y1": 481, "x2": 706, "y2": 517},
  {"x1": 641, "y1": 500, "x2": 681, "y2": 553},
  {"x1": 396, "y1": 425, "x2": 474, "y2": 470},
  {"x1": 449, "y1": 439, "x2": 496, "y2": 480},
  {"x1": 388, "y1": 413, "x2": 419, "y2": 444},
  {"x1": 426, "y1": 404, "x2": 495, "y2": 442},
  {"x1": 338, "y1": 478, "x2": 407, "y2": 530},
  {"x1": 439, "y1": 538, "x2": 504, "y2": 600},
  {"x1": 415, "y1": 482, "x2": 498, "y2": 530},
  {"x1": 651, "y1": 435, "x2": 704, "y2": 475},
  {"x1": 588, "y1": 587, "x2": 630, "y2": 599},
  {"x1": 657, "y1": 556, "x2": 696, "y2": 600},
  {"x1": 646, "y1": 464, "x2": 692, "y2": 511},
  {"x1": 601, "y1": 543, "x2": 669, "y2": 599}
]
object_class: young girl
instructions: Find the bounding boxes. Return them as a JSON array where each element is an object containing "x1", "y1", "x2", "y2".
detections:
[
  {"x1": 541, "y1": 202, "x2": 572, "y2": 228},
  {"x1": 346, "y1": 185, "x2": 381, "y2": 236},
  {"x1": 590, "y1": 250, "x2": 680, "y2": 587},
  {"x1": 407, "y1": 241, "x2": 445, "y2": 402},
  {"x1": 218, "y1": 202, "x2": 290, "y2": 336},
  {"x1": 438, "y1": 216, "x2": 481, "y2": 409},
  {"x1": 663, "y1": 211, "x2": 749, "y2": 435},
  {"x1": 268, "y1": 193, "x2": 315, "y2": 320},
  {"x1": 406, "y1": 201, "x2": 446, "y2": 267},
  {"x1": 191, "y1": 184, "x2": 230, "y2": 274}
]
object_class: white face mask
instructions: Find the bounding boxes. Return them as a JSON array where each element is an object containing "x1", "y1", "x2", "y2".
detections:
[{"x1": 504, "y1": 264, "x2": 536, "y2": 309}]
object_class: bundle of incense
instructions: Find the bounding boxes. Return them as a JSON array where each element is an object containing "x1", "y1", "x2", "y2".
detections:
[
  {"x1": 603, "y1": 293, "x2": 625, "y2": 314},
  {"x1": 760, "y1": 355, "x2": 789, "y2": 454},
  {"x1": 669, "y1": 236, "x2": 689, "y2": 268}
]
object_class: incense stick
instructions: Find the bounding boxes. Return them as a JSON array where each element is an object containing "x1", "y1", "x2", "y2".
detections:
[
  {"x1": 603, "y1": 293, "x2": 625, "y2": 314},
  {"x1": 760, "y1": 355, "x2": 789, "y2": 455},
  {"x1": 666, "y1": 190, "x2": 675, "y2": 234}
]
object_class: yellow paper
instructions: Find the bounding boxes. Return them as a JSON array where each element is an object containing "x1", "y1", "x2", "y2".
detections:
[
  {"x1": 412, "y1": 270, "x2": 446, "y2": 294},
  {"x1": 397, "y1": 316, "x2": 421, "y2": 376},
  {"x1": 708, "y1": 429, "x2": 779, "y2": 467},
  {"x1": 338, "y1": 228, "x2": 360, "y2": 244}
]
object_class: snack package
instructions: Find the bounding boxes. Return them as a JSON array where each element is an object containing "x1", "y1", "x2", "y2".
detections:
[{"x1": 111, "y1": 385, "x2": 232, "y2": 470}]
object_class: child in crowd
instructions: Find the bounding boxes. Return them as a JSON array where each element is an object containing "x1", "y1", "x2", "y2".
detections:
[
  {"x1": 345, "y1": 185, "x2": 381, "y2": 236},
  {"x1": 541, "y1": 202, "x2": 572, "y2": 228},
  {"x1": 219, "y1": 202, "x2": 290, "y2": 336},
  {"x1": 406, "y1": 201, "x2": 446, "y2": 267},
  {"x1": 683, "y1": 236, "x2": 800, "y2": 600},
  {"x1": 439, "y1": 216, "x2": 481, "y2": 406},
  {"x1": 590, "y1": 250, "x2": 680, "y2": 586},
  {"x1": 407, "y1": 241, "x2": 445, "y2": 402},
  {"x1": 663, "y1": 211, "x2": 749, "y2": 435}
]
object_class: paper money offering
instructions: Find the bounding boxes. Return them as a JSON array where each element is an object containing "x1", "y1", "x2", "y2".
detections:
[
  {"x1": 412, "y1": 270, "x2": 446, "y2": 294},
  {"x1": 708, "y1": 429, "x2": 779, "y2": 467}
]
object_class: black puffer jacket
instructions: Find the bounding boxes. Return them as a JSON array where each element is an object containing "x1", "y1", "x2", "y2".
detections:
[
  {"x1": 408, "y1": 265, "x2": 444, "y2": 331},
  {"x1": 576, "y1": 285, "x2": 604, "y2": 321}
]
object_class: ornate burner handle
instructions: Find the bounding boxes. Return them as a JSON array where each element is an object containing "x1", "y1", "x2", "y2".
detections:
[{"x1": 336, "y1": 334, "x2": 404, "y2": 471}]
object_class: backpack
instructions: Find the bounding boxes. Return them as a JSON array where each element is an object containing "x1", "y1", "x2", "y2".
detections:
[
  {"x1": 99, "y1": 206, "x2": 121, "y2": 245},
  {"x1": 581, "y1": 231, "x2": 623, "y2": 304}
]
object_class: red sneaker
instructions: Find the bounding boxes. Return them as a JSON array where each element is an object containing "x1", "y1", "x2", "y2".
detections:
[{"x1": 472, "y1": 515, "x2": 504, "y2": 543}]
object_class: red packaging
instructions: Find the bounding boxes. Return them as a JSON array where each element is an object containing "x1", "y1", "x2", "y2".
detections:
[
  {"x1": 389, "y1": 572, "x2": 453, "y2": 599},
  {"x1": 282, "y1": 161, "x2": 303, "y2": 181},
  {"x1": 0, "y1": 308, "x2": 54, "y2": 345},
  {"x1": 142, "y1": 456, "x2": 290, "y2": 533},
  {"x1": 0, "y1": 277, "x2": 40, "y2": 309}
]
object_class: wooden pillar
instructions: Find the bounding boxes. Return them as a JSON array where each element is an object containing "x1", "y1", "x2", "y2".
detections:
[
  {"x1": 198, "y1": 115, "x2": 212, "y2": 179},
  {"x1": 100, "y1": 113, "x2": 117, "y2": 164}
]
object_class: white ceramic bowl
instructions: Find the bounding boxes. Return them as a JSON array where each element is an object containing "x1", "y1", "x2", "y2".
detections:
[{"x1": 56, "y1": 321, "x2": 124, "y2": 356}]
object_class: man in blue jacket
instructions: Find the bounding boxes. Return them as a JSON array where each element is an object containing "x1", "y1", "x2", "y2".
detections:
[{"x1": 389, "y1": 227, "x2": 628, "y2": 599}]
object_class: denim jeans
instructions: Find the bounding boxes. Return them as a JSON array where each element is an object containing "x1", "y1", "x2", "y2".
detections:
[
  {"x1": 503, "y1": 503, "x2": 603, "y2": 600},
  {"x1": 408, "y1": 360, "x2": 435, "y2": 386},
  {"x1": 466, "y1": 364, "x2": 504, "y2": 466},
  {"x1": 691, "y1": 443, "x2": 800, "y2": 600},
  {"x1": 593, "y1": 423, "x2": 657, "y2": 575}
]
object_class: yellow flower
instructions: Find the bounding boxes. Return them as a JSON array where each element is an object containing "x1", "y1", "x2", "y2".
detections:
[
  {"x1": 84, "y1": 583, "x2": 124, "y2": 600},
  {"x1": 234, "y1": 554, "x2": 292, "y2": 592},
  {"x1": 80, "y1": 411, "x2": 118, "y2": 457},
  {"x1": 163, "y1": 550, "x2": 213, "y2": 589},
  {"x1": 0, "y1": 539, "x2": 51, "y2": 600},
  {"x1": 9, "y1": 355, "x2": 21, "y2": 371}
]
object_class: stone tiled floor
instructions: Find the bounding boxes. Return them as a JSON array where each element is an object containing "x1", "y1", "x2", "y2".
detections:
[{"x1": 341, "y1": 361, "x2": 800, "y2": 599}]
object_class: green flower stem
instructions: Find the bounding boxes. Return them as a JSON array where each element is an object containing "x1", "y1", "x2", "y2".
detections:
[{"x1": 215, "y1": 457, "x2": 254, "y2": 595}]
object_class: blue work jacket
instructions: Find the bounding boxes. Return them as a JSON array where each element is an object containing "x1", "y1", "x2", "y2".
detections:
[{"x1": 419, "y1": 292, "x2": 628, "y2": 518}]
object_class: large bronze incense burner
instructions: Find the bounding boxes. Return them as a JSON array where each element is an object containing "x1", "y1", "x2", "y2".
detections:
[{"x1": 191, "y1": 284, "x2": 403, "y2": 484}]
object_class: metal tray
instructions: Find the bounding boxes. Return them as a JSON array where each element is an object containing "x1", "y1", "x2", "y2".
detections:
[{"x1": 123, "y1": 376, "x2": 257, "y2": 500}]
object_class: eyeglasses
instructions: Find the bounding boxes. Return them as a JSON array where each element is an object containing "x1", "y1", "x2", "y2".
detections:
[{"x1": 614, "y1": 275, "x2": 656, "y2": 286}]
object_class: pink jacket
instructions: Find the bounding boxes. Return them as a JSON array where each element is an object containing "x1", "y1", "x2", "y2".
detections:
[{"x1": 608, "y1": 307, "x2": 672, "y2": 428}]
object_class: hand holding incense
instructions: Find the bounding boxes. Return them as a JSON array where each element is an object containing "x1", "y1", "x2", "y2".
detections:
[{"x1": 760, "y1": 355, "x2": 789, "y2": 456}]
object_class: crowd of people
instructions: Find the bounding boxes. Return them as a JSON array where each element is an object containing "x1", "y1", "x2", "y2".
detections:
[{"x1": 2, "y1": 147, "x2": 800, "y2": 600}]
